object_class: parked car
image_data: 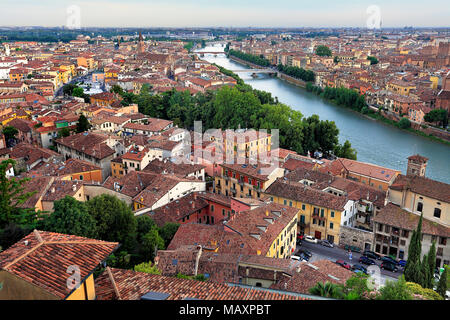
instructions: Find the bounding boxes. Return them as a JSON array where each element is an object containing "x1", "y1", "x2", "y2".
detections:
[
  {"x1": 381, "y1": 262, "x2": 398, "y2": 272},
  {"x1": 304, "y1": 235, "x2": 318, "y2": 243},
  {"x1": 363, "y1": 250, "x2": 381, "y2": 260},
  {"x1": 336, "y1": 260, "x2": 352, "y2": 270},
  {"x1": 359, "y1": 256, "x2": 376, "y2": 265},
  {"x1": 290, "y1": 255, "x2": 302, "y2": 261},
  {"x1": 299, "y1": 253, "x2": 309, "y2": 262},
  {"x1": 381, "y1": 256, "x2": 399, "y2": 265},
  {"x1": 398, "y1": 260, "x2": 407, "y2": 267},
  {"x1": 352, "y1": 264, "x2": 368, "y2": 274},
  {"x1": 298, "y1": 249, "x2": 312, "y2": 258},
  {"x1": 321, "y1": 240, "x2": 334, "y2": 248}
]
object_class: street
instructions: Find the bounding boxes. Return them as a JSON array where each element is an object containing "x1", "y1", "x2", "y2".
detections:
[{"x1": 296, "y1": 241, "x2": 400, "y2": 285}]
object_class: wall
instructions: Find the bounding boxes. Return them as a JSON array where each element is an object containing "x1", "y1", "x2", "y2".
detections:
[
  {"x1": 0, "y1": 271, "x2": 59, "y2": 300},
  {"x1": 339, "y1": 225, "x2": 374, "y2": 251}
]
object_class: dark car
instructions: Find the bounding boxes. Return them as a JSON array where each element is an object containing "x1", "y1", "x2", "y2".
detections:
[
  {"x1": 299, "y1": 249, "x2": 312, "y2": 258},
  {"x1": 359, "y1": 256, "x2": 376, "y2": 265},
  {"x1": 381, "y1": 256, "x2": 398, "y2": 265},
  {"x1": 363, "y1": 250, "x2": 381, "y2": 260},
  {"x1": 381, "y1": 262, "x2": 398, "y2": 272},
  {"x1": 299, "y1": 252, "x2": 309, "y2": 261},
  {"x1": 296, "y1": 238, "x2": 302, "y2": 246},
  {"x1": 336, "y1": 260, "x2": 352, "y2": 270},
  {"x1": 352, "y1": 264, "x2": 368, "y2": 274}
]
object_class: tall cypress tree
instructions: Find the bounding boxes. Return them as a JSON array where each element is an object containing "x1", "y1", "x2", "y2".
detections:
[
  {"x1": 427, "y1": 241, "x2": 437, "y2": 289},
  {"x1": 404, "y1": 214, "x2": 423, "y2": 283},
  {"x1": 420, "y1": 253, "x2": 429, "y2": 288},
  {"x1": 437, "y1": 267, "x2": 447, "y2": 298}
]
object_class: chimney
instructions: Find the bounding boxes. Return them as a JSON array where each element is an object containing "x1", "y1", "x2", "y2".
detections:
[
  {"x1": 51, "y1": 187, "x2": 55, "y2": 193},
  {"x1": 194, "y1": 245, "x2": 202, "y2": 276},
  {"x1": 192, "y1": 201, "x2": 195, "y2": 209},
  {"x1": 72, "y1": 184, "x2": 76, "y2": 192}
]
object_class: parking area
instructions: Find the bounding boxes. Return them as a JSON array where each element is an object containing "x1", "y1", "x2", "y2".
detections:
[{"x1": 295, "y1": 240, "x2": 400, "y2": 283}]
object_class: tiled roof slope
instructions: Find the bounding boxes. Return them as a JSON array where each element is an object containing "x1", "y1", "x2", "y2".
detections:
[
  {"x1": 373, "y1": 203, "x2": 450, "y2": 237},
  {"x1": 390, "y1": 174, "x2": 450, "y2": 203},
  {"x1": 94, "y1": 268, "x2": 312, "y2": 300},
  {"x1": 0, "y1": 230, "x2": 119, "y2": 299}
]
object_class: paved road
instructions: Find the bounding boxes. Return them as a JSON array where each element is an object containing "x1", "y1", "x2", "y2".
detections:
[{"x1": 296, "y1": 241, "x2": 400, "y2": 283}]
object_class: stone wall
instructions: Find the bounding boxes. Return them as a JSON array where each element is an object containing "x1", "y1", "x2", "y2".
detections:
[{"x1": 339, "y1": 225, "x2": 374, "y2": 252}]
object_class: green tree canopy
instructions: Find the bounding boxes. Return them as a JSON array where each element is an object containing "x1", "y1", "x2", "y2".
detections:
[
  {"x1": 86, "y1": 194, "x2": 137, "y2": 250},
  {"x1": 76, "y1": 114, "x2": 91, "y2": 133},
  {"x1": 140, "y1": 227, "x2": 165, "y2": 262},
  {"x1": 40, "y1": 196, "x2": 97, "y2": 238},
  {"x1": 315, "y1": 45, "x2": 332, "y2": 57},
  {"x1": 2, "y1": 126, "x2": 18, "y2": 142},
  {"x1": 377, "y1": 275, "x2": 412, "y2": 300},
  {"x1": 0, "y1": 159, "x2": 37, "y2": 229},
  {"x1": 159, "y1": 222, "x2": 180, "y2": 247}
]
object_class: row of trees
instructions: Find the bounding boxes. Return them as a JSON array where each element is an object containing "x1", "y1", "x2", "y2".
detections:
[
  {"x1": 276, "y1": 64, "x2": 315, "y2": 82},
  {"x1": 112, "y1": 77, "x2": 356, "y2": 160},
  {"x1": 62, "y1": 83, "x2": 91, "y2": 103},
  {"x1": 424, "y1": 108, "x2": 448, "y2": 128},
  {"x1": 404, "y1": 213, "x2": 448, "y2": 297},
  {"x1": 227, "y1": 49, "x2": 271, "y2": 67}
]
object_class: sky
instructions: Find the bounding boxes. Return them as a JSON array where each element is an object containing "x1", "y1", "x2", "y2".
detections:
[{"x1": 0, "y1": 0, "x2": 449, "y2": 28}]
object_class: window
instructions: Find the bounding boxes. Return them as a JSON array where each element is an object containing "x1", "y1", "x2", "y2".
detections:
[
  {"x1": 320, "y1": 209, "x2": 324, "y2": 217},
  {"x1": 401, "y1": 230, "x2": 409, "y2": 238},
  {"x1": 434, "y1": 208, "x2": 441, "y2": 218},
  {"x1": 330, "y1": 222, "x2": 334, "y2": 230},
  {"x1": 289, "y1": 201, "x2": 293, "y2": 207},
  {"x1": 385, "y1": 225, "x2": 390, "y2": 233},
  {"x1": 210, "y1": 205, "x2": 214, "y2": 212},
  {"x1": 222, "y1": 209, "x2": 225, "y2": 216},
  {"x1": 417, "y1": 202, "x2": 423, "y2": 212},
  {"x1": 302, "y1": 204, "x2": 305, "y2": 210},
  {"x1": 378, "y1": 224, "x2": 383, "y2": 232},
  {"x1": 439, "y1": 237, "x2": 447, "y2": 246},
  {"x1": 331, "y1": 211, "x2": 335, "y2": 218},
  {"x1": 284, "y1": 199, "x2": 287, "y2": 205}
]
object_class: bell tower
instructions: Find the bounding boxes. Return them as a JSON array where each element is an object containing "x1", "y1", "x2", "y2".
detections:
[{"x1": 407, "y1": 154, "x2": 428, "y2": 177}]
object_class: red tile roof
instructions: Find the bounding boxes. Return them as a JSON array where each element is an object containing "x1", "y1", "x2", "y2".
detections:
[
  {"x1": 94, "y1": 267, "x2": 312, "y2": 300},
  {"x1": 0, "y1": 230, "x2": 119, "y2": 299}
]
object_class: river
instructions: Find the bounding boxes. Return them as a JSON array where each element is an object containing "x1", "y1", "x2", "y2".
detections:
[{"x1": 195, "y1": 45, "x2": 450, "y2": 184}]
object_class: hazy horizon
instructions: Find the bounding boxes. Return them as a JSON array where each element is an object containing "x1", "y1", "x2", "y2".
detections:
[{"x1": 1, "y1": 0, "x2": 449, "y2": 29}]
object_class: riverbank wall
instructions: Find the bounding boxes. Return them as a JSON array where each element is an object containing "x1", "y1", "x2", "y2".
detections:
[{"x1": 228, "y1": 55, "x2": 268, "y2": 70}]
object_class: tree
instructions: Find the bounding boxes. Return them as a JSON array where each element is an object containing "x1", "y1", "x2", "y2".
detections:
[
  {"x1": 308, "y1": 281, "x2": 345, "y2": 299},
  {"x1": 404, "y1": 214, "x2": 423, "y2": 283},
  {"x1": 343, "y1": 273, "x2": 370, "y2": 299},
  {"x1": 133, "y1": 261, "x2": 161, "y2": 275},
  {"x1": 76, "y1": 114, "x2": 91, "y2": 133},
  {"x1": 334, "y1": 140, "x2": 357, "y2": 160},
  {"x1": 367, "y1": 56, "x2": 379, "y2": 65},
  {"x1": 0, "y1": 159, "x2": 37, "y2": 229},
  {"x1": 315, "y1": 45, "x2": 332, "y2": 57},
  {"x1": 56, "y1": 127, "x2": 71, "y2": 139},
  {"x1": 40, "y1": 196, "x2": 97, "y2": 238},
  {"x1": 0, "y1": 222, "x2": 30, "y2": 252},
  {"x1": 86, "y1": 194, "x2": 137, "y2": 250},
  {"x1": 140, "y1": 227, "x2": 165, "y2": 262},
  {"x1": 424, "y1": 109, "x2": 448, "y2": 128},
  {"x1": 377, "y1": 275, "x2": 412, "y2": 300},
  {"x1": 419, "y1": 253, "x2": 430, "y2": 289},
  {"x1": 159, "y1": 222, "x2": 180, "y2": 247},
  {"x1": 426, "y1": 241, "x2": 436, "y2": 289},
  {"x1": 136, "y1": 215, "x2": 156, "y2": 242},
  {"x1": 2, "y1": 126, "x2": 18, "y2": 143},
  {"x1": 437, "y1": 267, "x2": 448, "y2": 298},
  {"x1": 72, "y1": 86, "x2": 84, "y2": 98},
  {"x1": 397, "y1": 117, "x2": 411, "y2": 129}
]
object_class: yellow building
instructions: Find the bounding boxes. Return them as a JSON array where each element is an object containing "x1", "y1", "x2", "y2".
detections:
[
  {"x1": 386, "y1": 79, "x2": 416, "y2": 96},
  {"x1": 215, "y1": 162, "x2": 284, "y2": 200},
  {"x1": 265, "y1": 179, "x2": 348, "y2": 244}
]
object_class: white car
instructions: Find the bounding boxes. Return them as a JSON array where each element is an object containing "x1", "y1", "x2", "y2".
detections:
[
  {"x1": 290, "y1": 255, "x2": 302, "y2": 261},
  {"x1": 304, "y1": 235, "x2": 318, "y2": 243}
]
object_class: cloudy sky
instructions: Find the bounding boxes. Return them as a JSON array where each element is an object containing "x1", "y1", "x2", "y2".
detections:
[{"x1": 1, "y1": 0, "x2": 449, "y2": 28}]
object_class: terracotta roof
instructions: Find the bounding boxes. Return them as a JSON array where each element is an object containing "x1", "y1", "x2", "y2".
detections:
[
  {"x1": 266, "y1": 179, "x2": 347, "y2": 211},
  {"x1": 270, "y1": 260, "x2": 354, "y2": 294},
  {"x1": 56, "y1": 132, "x2": 115, "y2": 160},
  {"x1": 94, "y1": 267, "x2": 311, "y2": 300},
  {"x1": 373, "y1": 203, "x2": 449, "y2": 238},
  {"x1": 390, "y1": 174, "x2": 450, "y2": 203},
  {"x1": 338, "y1": 158, "x2": 400, "y2": 182},
  {"x1": 0, "y1": 230, "x2": 119, "y2": 299},
  {"x1": 143, "y1": 159, "x2": 204, "y2": 178}
]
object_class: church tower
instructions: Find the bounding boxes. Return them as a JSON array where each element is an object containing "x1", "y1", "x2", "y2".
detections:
[
  {"x1": 407, "y1": 154, "x2": 428, "y2": 177},
  {"x1": 137, "y1": 31, "x2": 145, "y2": 54}
]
